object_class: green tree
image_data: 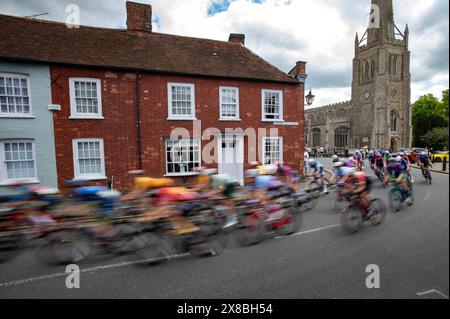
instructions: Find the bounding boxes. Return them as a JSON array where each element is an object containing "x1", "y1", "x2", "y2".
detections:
[
  {"x1": 420, "y1": 127, "x2": 449, "y2": 151},
  {"x1": 412, "y1": 91, "x2": 449, "y2": 147},
  {"x1": 442, "y1": 89, "x2": 449, "y2": 118}
]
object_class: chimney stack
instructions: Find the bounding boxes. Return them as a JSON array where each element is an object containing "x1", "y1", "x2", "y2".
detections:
[
  {"x1": 228, "y1": 33, "x2": 245, "y2": 46},
  {"x1": 126, "y1": 1, "x2": 152, "y2": 33},
  {"x1": 289, "y1": 61, "x2": 308, "y2": 83}
]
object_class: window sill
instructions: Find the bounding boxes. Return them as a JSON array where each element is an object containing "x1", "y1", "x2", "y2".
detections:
[
  {"x1": 0, "y1": 179, "x2": 40, "y2": 187},
  {"x1": 262, "y1": 119, "x2": 285, "y2": 123},
  {"x1": 0, "y1": 115, "x2": 35, "y2": 119},
  {"x1": 219, "y1": 118, "x2": 242, "y2": 122},
  {"x1": 167, "y1": 118, "x2": 198, "y2": 121},
  {"x1": 69, "y1": 116, "x2": 104, "y2": 120},
  {"x1": 164, "y1": 172, "x2": 199, "y2": 177},
  {"x1": 73, "y1": 176, "x2": 108, "y2": 181}
]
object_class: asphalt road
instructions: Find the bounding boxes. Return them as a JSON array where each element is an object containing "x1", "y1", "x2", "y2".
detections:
[{"x1": 0, "y1": 158, "x2": 448, "y2": 299}]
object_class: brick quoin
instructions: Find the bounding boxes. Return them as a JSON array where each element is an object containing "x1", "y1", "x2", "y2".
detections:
[{"x1": 51, "y1": 66, "x2": 305, "y2": 191}]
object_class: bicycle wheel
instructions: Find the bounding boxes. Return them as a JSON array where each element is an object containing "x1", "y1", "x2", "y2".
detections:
[
  {"x1": 389, "y1": 189, "x2": 402, "y2": 213},
  {"x1": 233, "y1": 208, "x2": 267, "y2": 246},
  {"x1": 368, "y1": 199, "x2": 387, "y2": 226},
  {"x1": 340, "y1": 207, "x2": 363, "y2": 234}
]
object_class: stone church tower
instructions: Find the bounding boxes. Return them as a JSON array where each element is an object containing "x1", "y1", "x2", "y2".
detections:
[{"x1": 351, "y1": 0, "x2": 412, "y2": 149}]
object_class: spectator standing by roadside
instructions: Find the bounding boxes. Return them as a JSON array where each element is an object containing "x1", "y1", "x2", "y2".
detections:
[
  {"x1": 319, "y1": 146, "x2": 324, "y2": 158},
  {"x1": 304, "y1": 150, "x2": 310, "y2": 175},
  {"x1": 344, "y1": 145, "x2": 349, "y2": 158}
]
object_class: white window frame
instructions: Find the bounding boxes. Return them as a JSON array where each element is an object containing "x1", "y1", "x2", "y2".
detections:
[
  {"x1": 261, "y1": 89, "x2": 284, "y2": 122},
  {"x1": 219, "y1": 86, "x2": 240, "y2": 121},
  {"x1": 72, "y1": 138, "x2": 106, "y2": 180},
  {"x1": 167, "y1": 83, "x2": 196, "y2": 121},
  {"x1": 0, "y1": 73, "x2": 33, "y2": 118},
  {"x1": 0, "y1": 140, "x2": 39, "y2": 185},
  {"x1": 262, "y1": 136, "x2": 283, "y2": 165},
  {"x1": 69, "y1": 78, "x2": 103, "y2": 119},
  {"x1": 165, "y1": 138, "x2": 201, "y2": 177}
]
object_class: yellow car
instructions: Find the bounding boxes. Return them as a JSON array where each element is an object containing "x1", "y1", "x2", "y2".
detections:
[{"x1": 431, "y1": 151, "x2": 449, "y2": 163}]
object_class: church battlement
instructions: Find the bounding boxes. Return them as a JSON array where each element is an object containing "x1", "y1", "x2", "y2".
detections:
[{"x1": 305, "y1": 100, "x2": 352, "y2": 113}]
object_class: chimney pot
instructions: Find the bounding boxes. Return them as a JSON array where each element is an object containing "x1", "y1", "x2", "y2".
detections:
[
  {"x1": 126, "y1": 1, "x2": 152, "y2": 33},
  {"x1": 228, "y1": 33, "x2": 245, "y2": 46}
]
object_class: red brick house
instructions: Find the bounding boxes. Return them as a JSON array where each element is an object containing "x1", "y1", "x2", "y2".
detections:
[{"x1": 0, "y1": 2, "x2": 307, "y2": 190}]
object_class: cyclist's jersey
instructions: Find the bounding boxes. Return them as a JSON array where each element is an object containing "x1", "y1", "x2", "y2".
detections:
[
  {"x1": 311, "y1": 162, "x2": 324, "y2": 174},
  {"x1": 210, "y1": 174, "x2": 239, "y2": 198},
  {"x1": 401, "y1": 157, "x2": 410, "y2": 171},
  {"x1": 252, "y1": 175, "x2": 276, "y2": 190},
  {"x1": 351, "y1": 171, "x2": 370, "y2": 191},
  {"x1": 375, "y1": 157, "x2": 384, "y2": 168},
  {"x1": 387, "y1": 162, "x2": 403, "y2": 179},
  {"x1": 336, "y1": 167, "x2": 353, "y2": 178},
  {"x1": 419, "y1": 155, "x2": 431, "y2": 167},
  {"x1": 369, "y1": 155, "x2": 376, "y2": 165}
]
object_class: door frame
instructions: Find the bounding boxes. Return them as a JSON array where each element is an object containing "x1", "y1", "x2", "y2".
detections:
[{"x1": 217, "y1": 133, "x2": 244, "y2": 186}]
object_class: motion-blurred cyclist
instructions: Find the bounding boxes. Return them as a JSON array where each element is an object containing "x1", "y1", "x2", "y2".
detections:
[{"x1": 308, "y1": 159, "x2": 328, "y2": 194}]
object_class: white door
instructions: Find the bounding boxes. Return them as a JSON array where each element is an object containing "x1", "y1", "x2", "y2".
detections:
[{"x1": 218, "y1": 135, "x2": 244, "y2": 185}]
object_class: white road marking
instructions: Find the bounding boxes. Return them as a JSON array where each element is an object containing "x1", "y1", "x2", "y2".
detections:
[
  {"x1": 416, "y1": 289, "x2": 449, "y2": 299},
  {"x1": 275, "y1": 224, "x2": 340, "y2": 239},
  {"x1": 0, "y1": 253, "x2": 189, "y2": 288}
]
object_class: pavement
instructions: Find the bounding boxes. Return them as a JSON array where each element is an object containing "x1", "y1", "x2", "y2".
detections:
[
  {"x1": 0, "y1": 158, "x2": 448, "y2": 299},
  {"x1": 411, "y1": 163, "x2": 449, "y2": 174}
]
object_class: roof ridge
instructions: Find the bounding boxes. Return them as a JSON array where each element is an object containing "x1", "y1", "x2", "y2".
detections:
[
  {"x1": 0, "y1": 13, "x2": 249, "y2": 48},
  {"x1": 242, "y1": 46, "x2": 297, "y2": 81}
]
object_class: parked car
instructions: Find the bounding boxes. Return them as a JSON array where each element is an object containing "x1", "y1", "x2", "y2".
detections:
[
  {"x1": 431, "y1": 151, "x2": 449, "y2": 163},
  {"x1": 407, "y1": 148, "x2": 427, "y2": 164}
]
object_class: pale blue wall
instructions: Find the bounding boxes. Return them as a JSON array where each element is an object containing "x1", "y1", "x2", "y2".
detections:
[{"x1": 0, "y1": 61, "x2": 57, "y2": 188}]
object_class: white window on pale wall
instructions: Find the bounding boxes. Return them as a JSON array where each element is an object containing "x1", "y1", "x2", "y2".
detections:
[
  {"x1": 72, "y1": 139, "x2": 106, "y2": 180},
  {"x1": 262, "y1": 137, "x2": 283, "y2": 165},
  {"x1": 167, "y1": 83, "x2": 196, "y2": 120},
  {"x1": 0, "y1": 141, "x2": 37, "y2": 184},
  {"x1": 165, "y1": 139, "x2": 201, "y2": 176},
  {"x1": 0, "y1": 74, "x2": 32, "y2": 117},
  {"x1": 220, "y1": 87, "x2": 240, "y2": 120},
  {"x1": 262, "y1": 89, "x2": 283, "y2": 121},
  {"x1": 69, "y1": 78, "x2": 103, "y2": 119}
]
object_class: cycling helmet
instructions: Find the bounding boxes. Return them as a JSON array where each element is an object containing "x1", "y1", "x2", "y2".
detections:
[
  {"x1": 245, "y1": 169, "x2": 260, "y2": 178},
  {"x1": 278, "y1": 165, "x2": 292, "y2": 176},
  {"x1": 387, "y1": 157, "x2": 396, "y2": 163},
  {"x1": 399, "y1": 152, "x2": 405, "y2": 157},
  {"x1": 348, "y1": 156, "x2": 354, "y2": 161},
  {"x1": 421, "y1": 151, "x2": 426, "y2": 156},
  {"x1": 396, "y1": 156, "x2": 402, "y2": 162},
  {"x1": 332, "y1": 155, "x2": 339, "y2": 162},
  {"x1": 309, "y1": 160, "x2": 317, "y2": 168},
  {"x1": 334, "y1": 161, "x2": 345, "y2": 168}
]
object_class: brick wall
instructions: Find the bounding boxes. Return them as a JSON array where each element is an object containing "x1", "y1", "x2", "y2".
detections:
[{"x1": 51, "y1": 66, "x2": 305, "y2": 191}]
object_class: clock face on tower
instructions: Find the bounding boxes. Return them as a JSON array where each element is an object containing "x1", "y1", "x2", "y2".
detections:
[{"x1": 364, "y1": 91, "x2": 370, "y2": 99}]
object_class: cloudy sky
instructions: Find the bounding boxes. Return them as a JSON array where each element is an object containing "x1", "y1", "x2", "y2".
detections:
[{"x1": 1, "y1": 0, "x2": 448, "y2": 107}]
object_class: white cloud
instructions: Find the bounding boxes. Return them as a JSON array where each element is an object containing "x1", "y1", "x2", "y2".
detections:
[{"x1": 0, "y1": 0, "x2": 448, "y2": 104}]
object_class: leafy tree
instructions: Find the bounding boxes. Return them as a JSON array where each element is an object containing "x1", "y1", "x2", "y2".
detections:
[
  {"x1": 442, "y1": 89, "x2": 449, "y2": 118},
  {"x1": 420, "y1": 127, "x2": 449, "y2": 151},
  {"x1": 412, "y1": 91, "x2": 449, "y2": 147}
]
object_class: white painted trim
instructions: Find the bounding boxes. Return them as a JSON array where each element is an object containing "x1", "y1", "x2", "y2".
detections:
[
  {"x1": 69, "y1": 78, "x2": 103, "y2": 119},
  {"x1": 0, "y1": 73, "x2": 33, "y2": 117},
  {"x1": 217, "y1": 134, "x2": 244, "y2": 186},
  {"x1": 261, "y1": 89, "x2": 283, "y2": 122},
  {"x1": 72, "y1": 138, "x2": 106, "y2": 180},
  {"x1": 219, "y1": 86, "x2": 240, "y2": 121},
  {"x1": 167, "y1": 82, "x2": 196, "y2": 121},
  {"x1": 0, "y1": 140, "x2": 38, "y2": 184},
  {"x1": 165, "y1": 138, "x2": 201, "y2": 176}
]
